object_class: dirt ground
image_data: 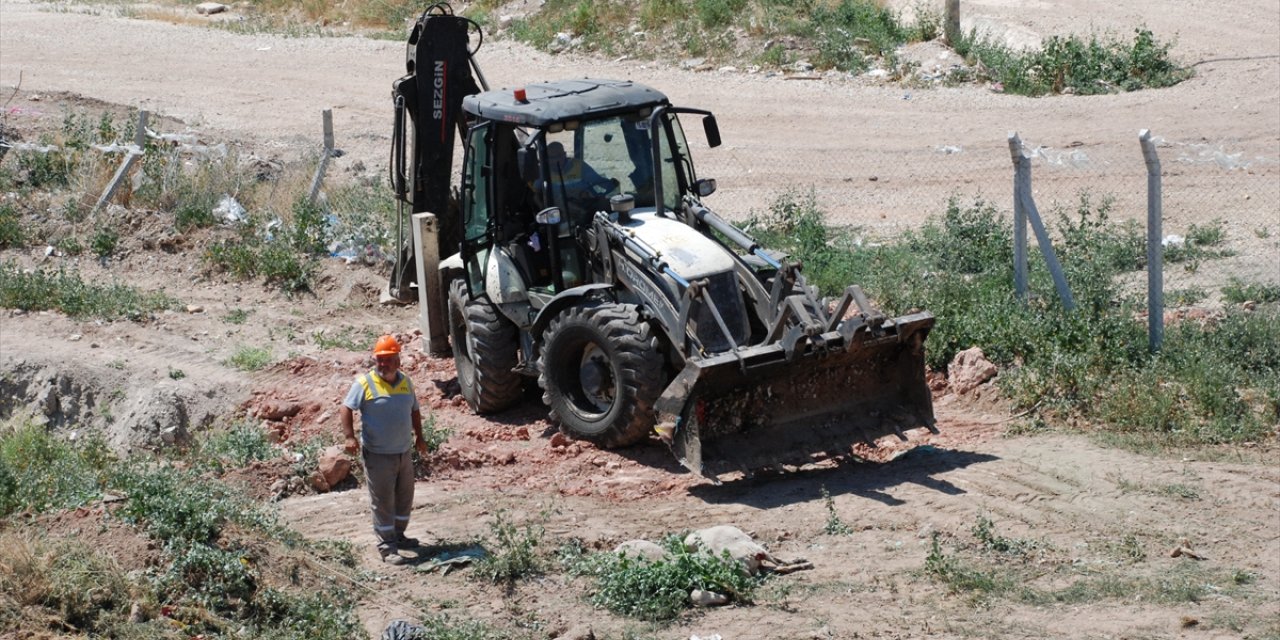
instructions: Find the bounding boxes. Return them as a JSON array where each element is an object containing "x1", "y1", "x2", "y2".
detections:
[{"x1": 2, "y1": 0, "x2": 1279, "y2": 638}]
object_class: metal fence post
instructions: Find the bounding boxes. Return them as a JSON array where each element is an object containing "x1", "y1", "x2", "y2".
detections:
[
  {"x1": 1008, "y1": 132, "x2": 1029, "y2": 301},
  {"x1": 308, "y1": 109, "x2": 334, "y2": 205},
  {"x1": 1139, "y1": 129, "x2": 1164, "y2": 352},
  {"x1": 1008, "y1": 132, "x2": 1076, "y2": 311}
]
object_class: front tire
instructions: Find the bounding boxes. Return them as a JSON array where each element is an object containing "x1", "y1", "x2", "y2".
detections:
[
  {"x1": 448, "y1": 280, "x2": 522, "y2": 413},
  {"x1": 538, "y1": 303, "x2": 663, "y2": 448}
]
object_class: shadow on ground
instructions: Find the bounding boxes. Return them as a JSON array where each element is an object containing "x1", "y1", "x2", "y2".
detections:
[{"x1": 687, "y1": 445, "x2": 999, "y2": 509}]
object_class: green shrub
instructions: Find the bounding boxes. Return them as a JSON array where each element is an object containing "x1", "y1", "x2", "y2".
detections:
[
  {"x1": 1222, "y1": 278, "x2": 1280, "y2": 304},
  {"x1": 90, "y1": 224, "x2": 119, "y2": 259},
  {"x1": 0, "y1": 422, "x2": 114, "y2": 516},
  {"x1": 245, "y1": 588, "x2": 365, "y2": 640},
  {"x1": 36, "y1": 541, "x2": 132, "y2": 631},
  {"x1": 197, "y1": 422, "x2": 278, "y2": 470},
  {"x1": 15, "y1": 141, "x2": 74, "y2": 189},
  {"x1": 750, "y1": 190, "x2": 1276, "y2": 447},
  {"x1": 475, "y1": 510, "x2": 545, "y2": 583},
  {"x1": 0, "y1": 261, "x2": 178, "y2": 321},
  {"x1": 958, "y1": 27, "x2": 1191, "y2": 96},
  {"x1": 202, "y1": 212, "x2": 319, "y2": 293},
  {"x1": 809, "y1": 0, "x2": 905, "y2": 71},
  {"x1": 111, "y1": 465, "x2": 276, "y2": 546},
  {"x1": 0, "y1": 203, "x2": 24, "y2": 248},
  {"x1": 570, "y1": 534, "x2": 759, "y2": 620},
  {"x1": 158, "y1": 542, "x2": 257, "y2": 608}
]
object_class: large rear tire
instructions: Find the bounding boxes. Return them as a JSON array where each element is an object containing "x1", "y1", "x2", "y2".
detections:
[
  {"x1": 448, "y1": 279, "x2": 522, "y2": 414},
  {"x1": 538, "y1": 303, "x2": 663, "y2": 448}
]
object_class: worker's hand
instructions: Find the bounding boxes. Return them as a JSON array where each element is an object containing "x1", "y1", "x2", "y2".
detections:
[
  {"x1": 343, "y1": 435, "x2": 360, "y2": 456},
  {"x1": 414, "y1": 437, "x2": 429, "y2": 457}
]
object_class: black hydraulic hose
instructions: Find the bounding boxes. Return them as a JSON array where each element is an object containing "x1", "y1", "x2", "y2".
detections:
[
  {"x1": 689, "y1": 203, "x2": 782, "y2": 270},
  {"x1": 390, "y1": 95, "x2": 406, "y2": 200}
]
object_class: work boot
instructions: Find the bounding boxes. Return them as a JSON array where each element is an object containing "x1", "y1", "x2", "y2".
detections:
[
  {"x1": 395, "y1": 533, "x2": 420, "y2": 549},
  {"x1": 379, "y1": 544, "x2": 406, "y2": 566}
]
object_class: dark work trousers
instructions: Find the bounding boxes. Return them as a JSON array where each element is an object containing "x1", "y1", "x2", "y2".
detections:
[{"x1": 362, "y1": 449, "x2": 415, "y2": 551}]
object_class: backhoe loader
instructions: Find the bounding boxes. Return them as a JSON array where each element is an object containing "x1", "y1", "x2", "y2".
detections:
[{"x1": 390, "y1": 4, "x2": 936, "y2": 480}]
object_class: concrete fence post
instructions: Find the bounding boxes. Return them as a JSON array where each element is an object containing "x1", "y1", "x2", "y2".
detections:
[
  {"x1": 308, "y1": 109, "x2": 334, "y2": 205},
  {"x1": 945, "y1": 0, "x2": 961, "y2": 45},
  {"x1": 1009, "y1": 132, "x2": 1029, "y2": 301},
  {"x1": 411, "y1": 212, "x2": 450, "y2": 356},
  {"x1": 1008, "y1": 132, "x2": 1076, "y2": 311},
  {"x1": 91, "y1": 110, "x2": 148, "y2": 215},
  {"x1": 1139, "y1": 129, "x2": 1164, "y2": 352}
]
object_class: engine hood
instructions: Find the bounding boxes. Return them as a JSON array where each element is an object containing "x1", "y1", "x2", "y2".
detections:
[{"x1": 623, "y1": 211, "x2": 737, "y2": 280}]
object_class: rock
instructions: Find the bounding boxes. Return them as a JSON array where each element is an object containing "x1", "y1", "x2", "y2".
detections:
[
  {"x1": 551, "y1": 625, "x2": 596, "y2": 640},
  {"x1": 689, "y1": 588, "x2": 730, "y2": 607},
  {"x1": 948, "y1": 347, "x2": 997, "y2": 394},
  {"x1": 256, "y1": 401, "x2": 302, "y2": 421},
  {"x1": 318, "y1": 445, "x2": 352, "y2": 488},
  {"x1": 306, "y1": 470, "x2": 330, "y2": 493},
  {"x1": 550, "y1": 432, "x2": 571, "y2": 448},
  {"x1": 613, "y1": 540, "x2": 670, "y2": 563},
  {"x1": 684, "y1": 525, "x2": 774, "y2": 576},
  {"x1": 195, "y1": 2, "x2": 227, "y2": 15}
]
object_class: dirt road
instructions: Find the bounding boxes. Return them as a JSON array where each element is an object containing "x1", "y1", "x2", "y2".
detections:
[{"x1": 2, "y1": 0, "x2": 1279, "y2": 637}]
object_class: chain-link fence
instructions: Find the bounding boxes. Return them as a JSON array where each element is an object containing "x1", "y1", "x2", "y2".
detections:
[{"x1": 699, "y1": 128, "x2": 1280, "y2": 304}]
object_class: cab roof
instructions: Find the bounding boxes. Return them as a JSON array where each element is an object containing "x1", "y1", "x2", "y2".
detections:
[{"x1": 462, "y1": 78, "x2": 669, "y2": 128}]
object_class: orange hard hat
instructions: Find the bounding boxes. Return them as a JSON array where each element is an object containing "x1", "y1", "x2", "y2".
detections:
[{"x1": 373, "y1": 335, "x2": 401, "y2": 356}]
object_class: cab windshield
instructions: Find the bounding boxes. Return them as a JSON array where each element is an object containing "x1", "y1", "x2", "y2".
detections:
[{"x1": 540, "y1": 112, "x2": 691, "y2": 224}]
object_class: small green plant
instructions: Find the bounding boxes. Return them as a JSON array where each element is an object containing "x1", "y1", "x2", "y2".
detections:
[
  {"x1": 1159, "y1": 483, "x2": 1201, "y2": 501},
  {"x1": 198, "y1": 422, "x2": 277, "y2": 470},
  {"x1": 821, "y1": 486, "x2": 852, "y2": 535},
  {"x1": 1222, "y1": 278, "x2": 1280, "y2": 304},
  {"x1": 90, "y1": 224, "x2": 119, "y2": 259},
  {"x1": 168, "y1": 367, "x2": 186, "y2": 380},
  {"x1": 56, "y1": 236, "x2": 84, "y2": 256},
  {"x1": 222, "y1": 308, "x2": 251, "y2": 324},
  {"x1": 475, "y1": 509, "x2": 546, "y2": 584},
  {"x1": 407, "y1": 613, "x2": 507, "y2": 640},
  {"x1": 1165, "y1": 218, "x2": 1233, "y2": 264},
  {"x1": 971, "y1": 515, "x2": 1035, "y2": 556},
  {"x1": 15, "y1": 141, "x2": 74, "y2": 189},
  {"x1": 420, "y1": 414, "x2": 451, "y2": 453},
  {"x1": 228, "y1": 346, "x2": 272, "y2": 371},
  {"x1": 923, "y1": 531, "x2": 1006, "y2": 595},
  {"x1": 0, "y1": 203, "x2": 24, "y2": 248}
]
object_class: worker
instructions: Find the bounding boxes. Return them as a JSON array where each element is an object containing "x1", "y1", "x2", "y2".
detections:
[
  {"x1": 340, "y1": 335, "x2": 430, "y2": 565},
  {"x1": 543, "y1": 140, "x2": 617, "y2": 222}
]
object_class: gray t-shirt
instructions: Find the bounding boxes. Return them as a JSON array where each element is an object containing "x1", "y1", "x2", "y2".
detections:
[{"x1": 343, "y1": 370, "x2": 419, "y2": 454}]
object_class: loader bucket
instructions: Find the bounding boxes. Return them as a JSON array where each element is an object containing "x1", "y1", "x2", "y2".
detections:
[{"x1": 657, "y1": 311, "x2": 936, "y2": 481}]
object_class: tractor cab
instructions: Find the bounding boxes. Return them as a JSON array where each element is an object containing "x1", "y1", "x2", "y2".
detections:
[{"x1": 455, "y1": 79, "x2": 719, "y2": 298}]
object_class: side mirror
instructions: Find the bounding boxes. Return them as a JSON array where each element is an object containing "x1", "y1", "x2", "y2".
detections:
[
  {"x1": 694, "y1": 178, "x2": 717, "y2": 198},
  {"x1": 703, "y1": 115, "x2": 721, "y2": 148},
  {"x1": 535, "y1": 207, "x2": 562, "y2": 225}
]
